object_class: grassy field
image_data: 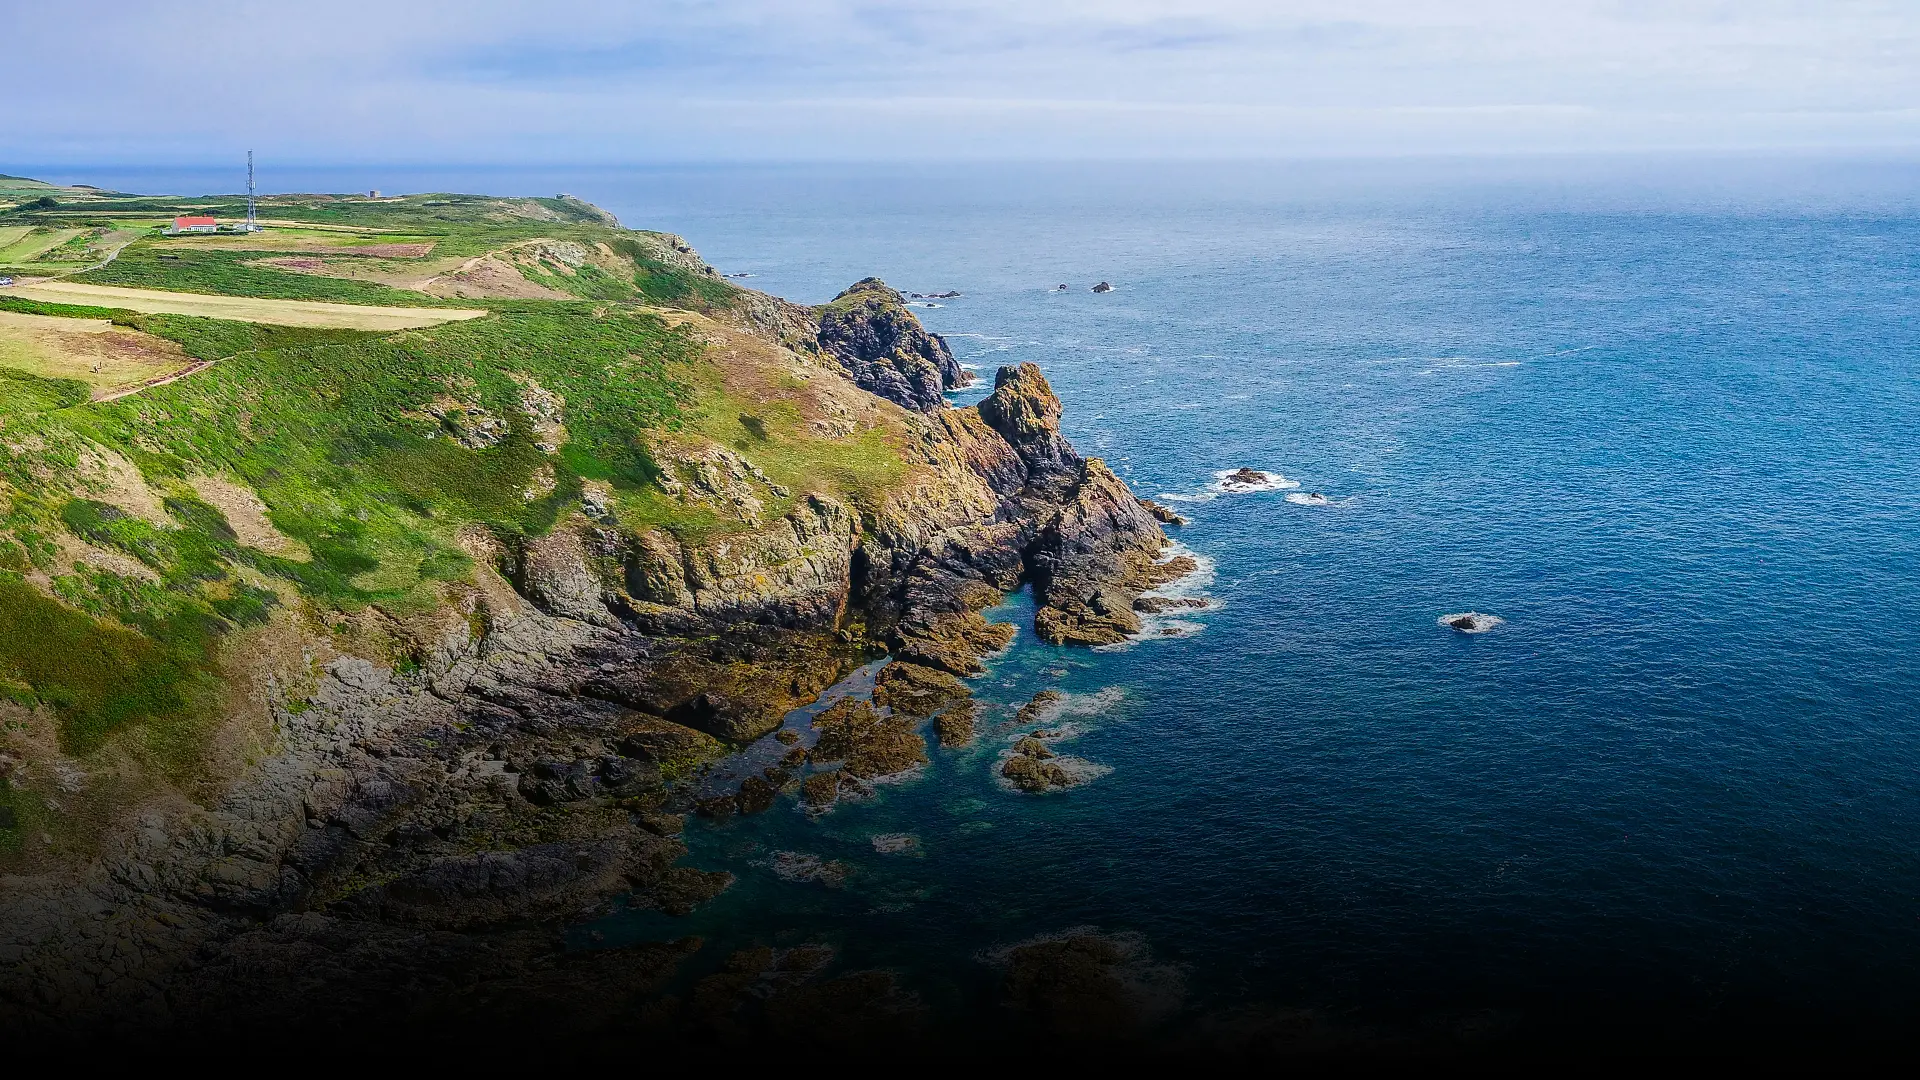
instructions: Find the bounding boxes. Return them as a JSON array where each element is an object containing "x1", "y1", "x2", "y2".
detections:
[
  {"x1": 0, "y1": 227, "x2": 85, "y2": 265},
  {"x1": 5, "y1": 282, "x2": 488, "y2": 329},
  {"x1": 0, "y1": 310, "x2": 196, "y2": 396},
  {"x1": 0, "y1": 302, "x2": 699, "y2": 755}
]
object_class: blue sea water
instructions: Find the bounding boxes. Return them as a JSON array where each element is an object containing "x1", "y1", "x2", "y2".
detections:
[
  {"x1": 39, "y1": 158, "x2": 1920, "y2": 1037},
  {"x1": 594, "y1": 161, "x2": 1920, "y2": 1037}
]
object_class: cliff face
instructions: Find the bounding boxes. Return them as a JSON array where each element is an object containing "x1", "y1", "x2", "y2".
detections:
[
  {"x1": 815, "y1": 278, "x2": 972, "y2": 411},
  {"x1": 0, "y1": 261, "x2": 1179, "y2": 1038}
]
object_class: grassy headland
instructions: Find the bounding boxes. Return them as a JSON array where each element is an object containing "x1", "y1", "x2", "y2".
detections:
[{"x1": 0, "y1": 180, "x2": 907, "y2": 833}]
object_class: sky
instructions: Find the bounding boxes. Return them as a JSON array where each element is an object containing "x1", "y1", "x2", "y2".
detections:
[{"x1": 6, "y1": 1, "x2": 1920, "y2": 165}]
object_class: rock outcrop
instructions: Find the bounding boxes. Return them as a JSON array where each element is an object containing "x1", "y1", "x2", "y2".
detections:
[
  {"x1": 0, "y1": 268, "x2": 1188, "y2": 1042},
  {"x1": 815, "y1": 278, "x2": 972, "y2": 412}
]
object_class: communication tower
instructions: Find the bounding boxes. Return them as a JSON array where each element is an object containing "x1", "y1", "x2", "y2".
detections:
[{"x1": 245, "y1": 151, "x2": 259, "y2": 232}]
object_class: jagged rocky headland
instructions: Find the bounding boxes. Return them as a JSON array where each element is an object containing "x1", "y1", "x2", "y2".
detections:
[{"x1": 0, "y1": 186, "x2": 1195, "y2": 1048}]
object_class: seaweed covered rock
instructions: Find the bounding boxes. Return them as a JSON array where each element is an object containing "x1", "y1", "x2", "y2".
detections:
[
  {"x1": 1003, "y1": 750, "x2": 1074, "y2": 792},
  {"x1": 872, "y1": 660, "x2": 972, "y2": 719},
  {"x1": 893, "y1": 612, "x2": 1016, "y2": 677},
  {"x1": 810, "y1": 699, "x2": 928, "y2": 780},
  {"x1": 584, "y1": 628, "x2": 868, "y2": 742},
  {"x1": 934, "y1": 701, "x2": 978, "y2": 748}
]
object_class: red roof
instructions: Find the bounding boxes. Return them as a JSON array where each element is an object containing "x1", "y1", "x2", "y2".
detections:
[{"x1": 174, "y1": 216, "x2": 216, "y2": 227}]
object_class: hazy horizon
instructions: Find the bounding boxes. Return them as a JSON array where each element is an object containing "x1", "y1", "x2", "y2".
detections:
[{"x1": 9, "y1": 2, "x2": 1920, "y2": 165}]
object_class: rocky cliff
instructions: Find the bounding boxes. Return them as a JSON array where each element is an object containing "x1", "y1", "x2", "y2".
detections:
[
  {"x1": 0, "y1": 264, "x2": 1182, "y2": 1044},
  {"x1": 814, "y1": 277, "x2": 973, "y2": 411}
]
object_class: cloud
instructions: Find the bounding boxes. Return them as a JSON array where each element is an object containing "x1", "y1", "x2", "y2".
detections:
[{"x1": 4, "y1": 0, "x2": 1920, "y2": 163}]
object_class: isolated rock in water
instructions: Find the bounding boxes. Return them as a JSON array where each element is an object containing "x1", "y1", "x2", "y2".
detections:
[
  {"x1": 1012, "y1": 736, "x2": 1055, "y2": 760},
  {"x1": 736, "y1": 776, "x2": 778, "y2": 815},
  {"x1": 1003, "y1": 753, "x2": 1074, "y2": 793},
  {"x1": 1224, "y1": 467, "x2": 1267, "y2": 488},
  {"x1": 1015, "y1": 689, "x2": 1065, "y2": 727},
  {"x1": 1439, "y1": 611, "x2": 1505, "y2": 634},
  {"x1": 1091, "y1": 281, "x2": 1113, "y2": 293}
]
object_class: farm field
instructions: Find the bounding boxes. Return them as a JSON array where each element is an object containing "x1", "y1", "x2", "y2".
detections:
[
  {"x1": 0, "y1": 309, "x2": 196, "y2": 396},
  {"x1": 150, "y1": 229, "x2": 441, "y2": 254},
  {"x1": 0, "y1": 227, "x2": 86, "y2": 265},
  {"x1": 2, "y1": 281, "x2": 489, "y2": 329}
]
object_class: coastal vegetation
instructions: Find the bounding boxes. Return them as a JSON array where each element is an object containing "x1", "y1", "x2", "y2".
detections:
[
  {"x1": 0, "y1": 176, "x2": 1175, "y2": 1044},
  {"x1": 0, "y1": 187, "x2": 902, "y2": 788}
]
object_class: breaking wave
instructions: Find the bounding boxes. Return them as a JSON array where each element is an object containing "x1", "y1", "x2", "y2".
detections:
[
  {"x1": 1215, "y1": 468, "x2": 1299, "y2": 493},
  {"x1": 1438, "y1": 612, "x2": 1505, "y2": 634},
  {"x1": 1285, "y1": 491, "x2": 1347, "y2": 507}
]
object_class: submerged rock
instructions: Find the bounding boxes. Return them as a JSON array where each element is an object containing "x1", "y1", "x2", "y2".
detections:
[
  {"x1": 1132, "y1": 595, "x2": 1209, "y2": 614},
  {"x1": 1091, "y1": 281, "x2": 1113, "y2": 293},
  {"x1": 997, "y1": 930, "x2": 1184, "y2": 1041}
]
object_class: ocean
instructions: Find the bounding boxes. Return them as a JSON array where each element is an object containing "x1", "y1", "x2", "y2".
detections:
[{"x1": 38, "y1": 157, "x2": 1920, "y2": 1042}]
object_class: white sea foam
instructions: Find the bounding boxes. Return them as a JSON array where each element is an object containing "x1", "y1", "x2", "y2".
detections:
[
  {"x1": 1438, "y1": 611, "x2": 1505, "y2": 634},
  {"x1": 1155, "y1": 468, "x2": 1301, "y2": 504},
  {"x1": 1213, "y1": 468, "x2": 1300, "y2": 493},
  {"x1": 1101, "y1": 543, "x2": 1218, "y2": 649},
  {"x1": 871, "y1": 833, "x2": 920, "y2": 855},
  {"x1": 989, "y1": 752, "x2": 1112, "y2": 793},
  {"x1": 1284, "y1": 491, "x2": 1339, "y2": 507},
  {"x1": 1015, "y1": 686, "x2": 1129, "y2": 728}
]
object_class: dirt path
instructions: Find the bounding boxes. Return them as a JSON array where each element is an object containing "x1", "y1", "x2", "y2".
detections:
[{"x1": 93, "y1": 357, "x2": 221, "y2": 403}]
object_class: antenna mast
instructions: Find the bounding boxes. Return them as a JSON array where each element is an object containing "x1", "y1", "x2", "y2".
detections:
[{"x1": 246, "y1": 150, "x2": 257, "y2": 232}]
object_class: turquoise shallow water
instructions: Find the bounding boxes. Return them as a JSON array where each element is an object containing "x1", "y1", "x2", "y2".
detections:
[{"x1": 53, "y1": 160, "x2": 1920, "y2": 1037}]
